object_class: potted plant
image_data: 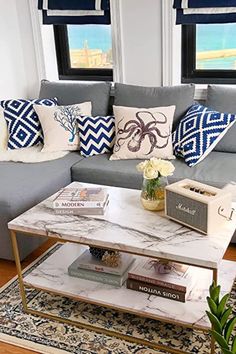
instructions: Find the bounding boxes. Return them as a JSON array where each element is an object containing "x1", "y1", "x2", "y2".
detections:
[
  {"x1": 137, "y1": 157, "x2": 175, "y2": 211},
  {"x1": 206, "y1": 281, "x2": 236, "y2": 353}
]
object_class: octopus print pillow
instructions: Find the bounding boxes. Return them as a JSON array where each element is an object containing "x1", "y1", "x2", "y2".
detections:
[
  {"x1": 110, "y1": 105, "x2": 176, "y2": 160},
  {"x1": 34, "y1": 102, "x2": 92, "y2": 152}
]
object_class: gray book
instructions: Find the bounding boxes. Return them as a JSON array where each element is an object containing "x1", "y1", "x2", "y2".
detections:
[{"x1": 68, "y1": 260, "x2": 134, "y2": 287}]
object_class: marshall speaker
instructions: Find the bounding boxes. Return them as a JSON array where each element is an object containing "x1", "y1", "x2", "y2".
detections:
[{"x1": 165, "y1": 179, "x2": 233, "y2": 234}]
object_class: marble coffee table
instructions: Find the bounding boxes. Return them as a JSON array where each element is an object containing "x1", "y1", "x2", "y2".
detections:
[{"x1": 8, "y1": 182, "x2": 236, "y2": 354}]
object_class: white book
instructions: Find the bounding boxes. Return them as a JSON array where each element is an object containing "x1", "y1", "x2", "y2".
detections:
[
  {"x1": 53, "y1": 187, "x2": 108, "y2": 209},
  {"x1": 75, "y1": 249, "x2": 134, "y2": 276}
]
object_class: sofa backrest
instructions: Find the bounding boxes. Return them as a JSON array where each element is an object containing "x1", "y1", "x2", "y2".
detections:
[
  {"x1": 206, "y1": 85, "x2": 236, "y2": 153},
  {"x1": 113, "y1": 83, "x2": 195, "y2": 130},
  {"x1": 39, "y1": 80, "x2": 111, "y2": 117}
]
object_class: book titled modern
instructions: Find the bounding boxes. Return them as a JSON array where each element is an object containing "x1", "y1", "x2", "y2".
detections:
[
  {"x1": 53, "y1": 187, "x2": 109, "y2": 215},
  {"x1": 53, "y1": 187, "x2": 108, "y2": 208}
]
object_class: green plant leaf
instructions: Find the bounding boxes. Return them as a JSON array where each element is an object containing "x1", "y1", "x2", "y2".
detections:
[
  {"x1": 206, "y1": 311, "x2": 223, "y2": 334},
  {"x1": 211, "y1": 285, "x2": 221, "y2": 305},
  {"x1": 209, "y1": 282, "x2": 216, "y2": 299},
  {"x1": 222, "y1": 349, "x2": 233, "y2": 354},
  {"x1": 231, "y1": 336, "x2": 236, "y2": 354},
  {"x1": 225, "y1": 317, "x2": 236, "y2": 343},
  {"x1": 217, "y1": 294, "x2": 230, "y2": 318},
  {"x1": 207, "y1": 296, "x2": 218, "y2": 316},
  {"x1": 212, "y1": 330, "x2": 230, "y2": 350},
  {"x1": 221, "y1": 308, "x2": 232, "y2": 329}
]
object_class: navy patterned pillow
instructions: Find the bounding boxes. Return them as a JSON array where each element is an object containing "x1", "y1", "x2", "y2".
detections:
[
  {"x1": 0, "y1": 98, "x2": 57, "y2": 149},
  {"x1": 78, "y1": 115, "x2": 115, "y2": 157},
  {"x1": 173, "y1": 104, "x2": 236, "y2": 167}
]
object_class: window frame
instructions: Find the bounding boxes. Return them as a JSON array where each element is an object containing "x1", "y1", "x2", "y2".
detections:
[
  {"x1": 182, "y1": 24, "x2": 236, "y2": 84},
  {"x1": 54, "y1": 25, "x2": 113, "y2": 81}
]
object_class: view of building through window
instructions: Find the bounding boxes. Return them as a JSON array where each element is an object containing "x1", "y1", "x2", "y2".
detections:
[
  {"x1": 196, "y1": 23, "x2": 236, "y2": 70},
  {"x1": 67, "y1": 25, "x2": 113, "y2": 69}
]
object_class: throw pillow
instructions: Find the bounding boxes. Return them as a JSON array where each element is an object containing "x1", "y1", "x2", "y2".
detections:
[
  {"x1": 34, "y1": 102, "x2": 92, "y2": 152},
  {"x1": 110, "y1": 105, "x2": 176, "y2": 161},
  {"x1": 0, "y1": 98, "x2": 58, "y2": 149},
  {"x1": 77, "y1": 115, "x2": 115, "y2": 157},
  {"x1": 0, "y1": 107, "x2": 8, "y2": 151},
  {"x1": 173, "y1": 104, "x2": 236, "y2": 167}
]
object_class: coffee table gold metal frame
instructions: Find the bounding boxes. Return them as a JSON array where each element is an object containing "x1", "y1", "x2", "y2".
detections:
[{"x1": 10, "y1": 228, "x2": 218, "y2": 354}]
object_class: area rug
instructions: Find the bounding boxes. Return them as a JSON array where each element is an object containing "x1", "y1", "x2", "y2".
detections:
[{"x1": 0, "y1": 245, "x2": 235, "y2": 354}]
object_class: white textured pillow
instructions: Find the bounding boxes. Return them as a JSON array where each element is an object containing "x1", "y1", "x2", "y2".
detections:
[
  {"x1": 34, "y1": 102, "x2": 92, "y2": 152},
  {"x1": 110, "y1": 105, "x2": 176, "y2": 160},
  {"x1": 0, "y1": 107, "x2": 8, "y2": 151}
]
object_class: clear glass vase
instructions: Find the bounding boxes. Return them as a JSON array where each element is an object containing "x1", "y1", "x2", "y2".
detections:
[{"x1": 141, "y1": 177, "x2": 168, "y2": 211}]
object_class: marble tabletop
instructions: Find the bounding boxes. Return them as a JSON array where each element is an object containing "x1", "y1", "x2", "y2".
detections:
[{"x1": 8, "y1": 182, "x2": 236, "y2": 269}]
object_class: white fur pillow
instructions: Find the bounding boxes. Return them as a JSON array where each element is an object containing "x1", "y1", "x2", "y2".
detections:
[{"x1": 0, "y1": 144, "x2": 68, "y2": 163}]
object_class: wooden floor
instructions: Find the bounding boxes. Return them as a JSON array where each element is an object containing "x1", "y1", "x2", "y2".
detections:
[{"x1": 0, "y1": 241, "x2": 236, "y2": 354}]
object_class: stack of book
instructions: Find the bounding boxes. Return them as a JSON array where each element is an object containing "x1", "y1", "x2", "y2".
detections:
[
  {"x1": 68, "y1": 249, "x2": 134, "y2": 287},
  {"x1": 127, "y1": 258, "x2": 196, "y2": 303},
  {"x1": 53, "y1": 187, "x2": 109, "y2": 215}
]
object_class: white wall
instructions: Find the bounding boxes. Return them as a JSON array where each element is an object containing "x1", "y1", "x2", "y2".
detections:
[
  {"x1": 0, "y1": 0, "x2": 164, "y2": 99},
  {"x1": 119, "y1": 0, "x2": 162, "y2": 86},
  {"x1": 0, "y1": 0, "x2": 39, "y2": 99}
]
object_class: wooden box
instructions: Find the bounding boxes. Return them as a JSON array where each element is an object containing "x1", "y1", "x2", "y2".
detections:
[{"x1": 165, "y1": 179, "x2": 232, "y2": 234}]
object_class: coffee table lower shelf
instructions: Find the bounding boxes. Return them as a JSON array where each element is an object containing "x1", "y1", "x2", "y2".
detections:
[{"x1": 15, "y1": 242, "x2": 235, "y2": 354}]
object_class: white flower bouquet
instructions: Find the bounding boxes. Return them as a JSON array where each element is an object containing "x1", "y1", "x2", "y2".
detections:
[{"x1": 137, "y1": 158, "x2": 175, "y2": 210}]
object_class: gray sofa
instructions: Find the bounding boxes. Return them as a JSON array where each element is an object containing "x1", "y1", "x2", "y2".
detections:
[{"x1": 1, "y1": 81, "x2": 235, "y2": 261}]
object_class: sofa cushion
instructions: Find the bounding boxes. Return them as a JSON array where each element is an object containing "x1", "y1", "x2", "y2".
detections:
[
  {"x1": 0, "y1": 152, "x2": 83, "y2": 260},
  {"x1": 206, "y1": 85, "x2": 236, "y2": 152},
  {"x1": 39, "y1": 80, "x2": 111, "y2": 117},
  {"x1": 72, "y1": 153, "x2": 143, "y2": 189},
  {"x1": 169, "y1": 151, "x2": 236, "y2": 189},
  {"x1": 114, "y1": 83, "x2": 195, "y2": 129},
  {"x1": 71, "y1": 151, "x2": 235, "y2": 190}
]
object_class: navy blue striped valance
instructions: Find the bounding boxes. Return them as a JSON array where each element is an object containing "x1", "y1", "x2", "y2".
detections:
[
  {"x1": 38, "y1": 0, "x2": 110, "y2": 25},
  {"x1": 173, "y1": 0, "x2": 236, "y2": 24}
]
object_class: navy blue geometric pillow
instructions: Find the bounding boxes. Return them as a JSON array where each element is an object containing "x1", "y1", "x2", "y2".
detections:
[
  {"x1": 78, "y1": 115, "x2": 115, "y2": 157},
  {"x1": 0, "y1": 98, "x2": 57, "y2": 149},
  {"x1": 173, "y1": 104, "x2": 236, "y2": 167}
]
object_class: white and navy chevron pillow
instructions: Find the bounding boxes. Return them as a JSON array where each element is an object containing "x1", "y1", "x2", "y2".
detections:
[
  {"x1": 78, "y1": 115, "x2": 115, "y2": 157},
  {"x1": 0, "y1": 98, "x2": 57, "y2": 149},
  {"x1": 173, "y1": 104, "x2": 236, "y2": 167}
]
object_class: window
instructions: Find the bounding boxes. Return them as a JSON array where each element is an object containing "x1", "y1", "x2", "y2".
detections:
[
  {"x1": 54, "y1": 25, "x2": 113, "y2": 81},
  {"x1": 182, "y1": 23, "x2": 236, "y2": 84}
]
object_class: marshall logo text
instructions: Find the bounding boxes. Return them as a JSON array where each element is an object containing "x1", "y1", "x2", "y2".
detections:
[{"x1": 176, "y1": 203, "x2": 196, "y2": 216}]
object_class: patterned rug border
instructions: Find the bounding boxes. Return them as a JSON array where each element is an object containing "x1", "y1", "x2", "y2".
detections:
[{"x1": 0, "y1": 243, "x2": 71, "y2": 354}]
